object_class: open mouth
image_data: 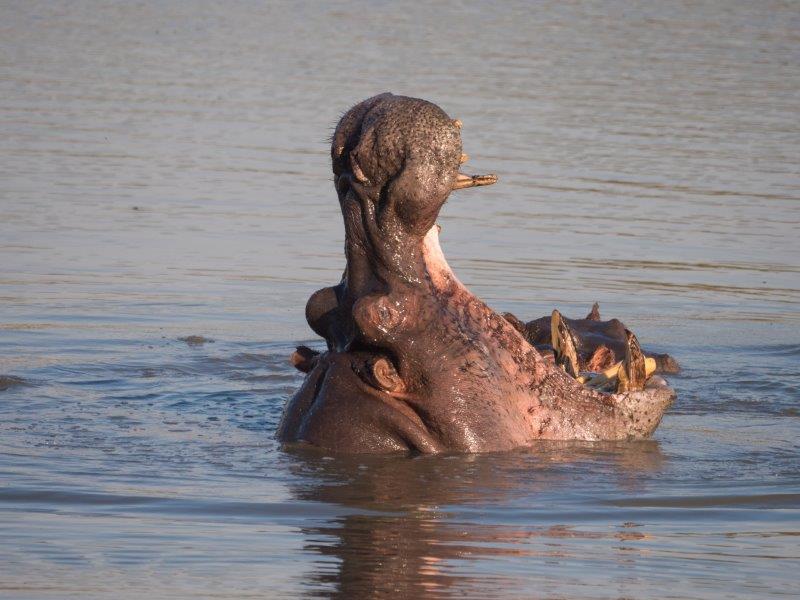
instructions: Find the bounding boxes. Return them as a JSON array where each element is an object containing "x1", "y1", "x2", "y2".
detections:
[{"x1": 279, "y1": 93, "x2": 677, "y2": 454}]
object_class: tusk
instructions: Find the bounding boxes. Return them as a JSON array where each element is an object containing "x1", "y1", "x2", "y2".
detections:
[
  {"x1": 460, "y1": 152, "x2": 469, "y2": 164},
  {"x1": 453, "y1": 172, "x2": 498, "y2": 190},
  {"x1": 551, "y1": 309, "x2": 581, "y2": 377},
  {"x1": 616, "y1": 329, "x2": 647, "y2": 393},
  {"x1": 453, "y1": 119, "x2": 462, "y2": 129}
]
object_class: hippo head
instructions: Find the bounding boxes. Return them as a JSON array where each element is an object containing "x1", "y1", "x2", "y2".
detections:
[
  {"x1": 328, "y1": 94, "x2": 496, "y2": 291},
  {"x1": 277, "y1": 93, "x2": 675, "y2": 454},
  {"x1": 332, "y1": 93, "x2": 460, "y2": 238}
]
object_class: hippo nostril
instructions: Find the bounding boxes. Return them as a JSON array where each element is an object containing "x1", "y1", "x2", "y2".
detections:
[{"x1": 350, "y1": 156, "x2": 370, "y2": 186}]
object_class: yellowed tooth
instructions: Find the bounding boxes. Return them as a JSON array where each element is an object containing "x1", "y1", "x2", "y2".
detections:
[
  {"x1": 551, "y1": 309, "x2": 580, "y2": 378},
  {"x1": 579, "y1": 357, "x2": 656, "y2": 386},
  {"x1": 616, "y1": 329, "x2": 647, "y2": 393},
  {"x1": 460, "y1": 153, "x2": 469, "y2": 165},
  {"x1": 453, "y1": 172, "x2": 498, "y2": 190},
  {"x1": 550, "y1": 310, "x2": 561, "y2": 355},
  {"x1": 453, "y1": 119, "x2": 462, "y2": 129}
]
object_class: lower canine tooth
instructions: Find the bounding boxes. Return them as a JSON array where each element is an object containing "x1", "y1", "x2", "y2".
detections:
[{"x1": 551, "y1": 310, "x2": 580, "y2": 378}]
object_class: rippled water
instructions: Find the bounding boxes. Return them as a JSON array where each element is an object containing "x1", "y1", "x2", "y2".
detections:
[{"x1": 2, "y1": 1, "x2": 799, "y2": 598}]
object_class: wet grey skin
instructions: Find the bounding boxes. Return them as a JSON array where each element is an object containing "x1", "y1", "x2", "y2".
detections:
[{"x1": 277, "y1": 93, "x2": 676, "y2": 454}]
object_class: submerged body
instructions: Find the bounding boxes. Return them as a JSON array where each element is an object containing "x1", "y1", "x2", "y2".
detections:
[{"x1": 278, "y1": 94, "x2": 675, "y2": 454}]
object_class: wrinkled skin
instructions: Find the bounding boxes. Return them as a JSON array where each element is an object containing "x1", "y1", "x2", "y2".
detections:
[{"x1": 277, "y1": 93, "x2": 676, "y2": 454}]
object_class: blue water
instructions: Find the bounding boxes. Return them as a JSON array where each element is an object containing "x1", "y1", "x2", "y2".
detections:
[{"x1": 1, "y1": 1, "x2": 799, "y2": 598}]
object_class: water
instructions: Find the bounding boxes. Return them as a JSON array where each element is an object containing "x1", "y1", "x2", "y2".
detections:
[{"x1": 1, "y1": 1, "x2": 799, "y2": 597}]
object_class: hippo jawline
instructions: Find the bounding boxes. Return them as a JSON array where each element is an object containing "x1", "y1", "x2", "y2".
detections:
[
  {"x1": 277, "y1": 93, "x2": 675, "y2": 455},
  {"x1": 278, "y1": 226, "x2": 675, "y2": 455}
]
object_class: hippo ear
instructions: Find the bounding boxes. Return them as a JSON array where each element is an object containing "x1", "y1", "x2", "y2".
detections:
[{"x1": 586, "y1": 303, "x2": 601, "y2": 321}]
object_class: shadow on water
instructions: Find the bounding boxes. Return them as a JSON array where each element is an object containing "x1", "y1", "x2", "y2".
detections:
[{"x1": 283, "y1": 442, "x2": 666, "y2": 598}]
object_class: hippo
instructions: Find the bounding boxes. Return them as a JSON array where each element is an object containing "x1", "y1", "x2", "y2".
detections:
[{"x1": 277, "y1": 93, "x2": 676, "y2": 454}]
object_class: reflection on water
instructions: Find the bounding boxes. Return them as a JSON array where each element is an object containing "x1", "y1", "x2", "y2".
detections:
[
  {"x1": 1, "y1": 0, "x2": 799, "y2": 598},
  {"x1": 286, "y1": 444, "x2": 668, "y2": 598}
]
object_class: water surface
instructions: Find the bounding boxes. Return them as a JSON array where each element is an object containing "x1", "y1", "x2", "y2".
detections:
[{"x1": 1, "y1": 1, "x2": 799, "y2": 598}]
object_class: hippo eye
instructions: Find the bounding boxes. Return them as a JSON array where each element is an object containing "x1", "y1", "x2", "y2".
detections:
[{"x1": 335, "y1": 174, "x2": 350, "y2": 195}]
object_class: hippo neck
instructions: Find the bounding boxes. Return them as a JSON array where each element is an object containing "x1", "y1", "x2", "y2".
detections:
[
  {"x1": 351, "y1": 224, "x2": 467, "y2": 293},
  {"x1": 419, "y1": 225, "x2": 543, "y2": 354},
  {"x1": 414, "y1": 225, "x2": 549, "y2": 392},
  {"x1": 345, "y1": 224, "x2": 454, "y2": 294}
]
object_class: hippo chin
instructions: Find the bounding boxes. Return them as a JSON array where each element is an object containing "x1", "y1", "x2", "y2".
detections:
[{"x1": 277, "y1": 93, "x2": 676, "y2": 454}]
